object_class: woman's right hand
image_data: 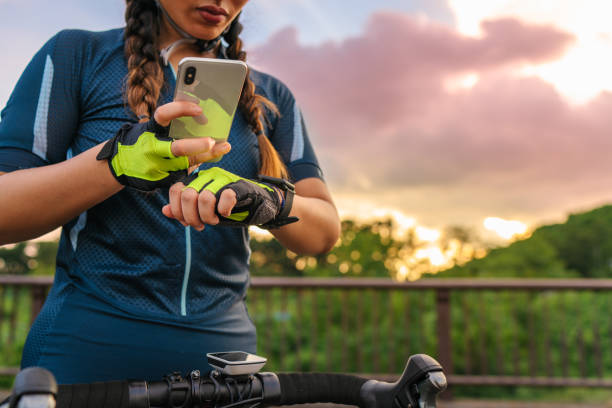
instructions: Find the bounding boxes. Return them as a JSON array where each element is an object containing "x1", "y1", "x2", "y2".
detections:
[
  {"x1": 154, "y1": 101, "x2": 229, "y2": 165},
  {"x1": 97, "y1": 101, "x2": 230, "y2": 191}
]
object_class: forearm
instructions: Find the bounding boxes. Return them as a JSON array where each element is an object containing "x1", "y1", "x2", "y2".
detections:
[
  {"x1": 0, "y1": 143, "x2": 122, "y2": 244},
  {"x1": 271, "y1": 193, "x2": 340, "y2": 255}
]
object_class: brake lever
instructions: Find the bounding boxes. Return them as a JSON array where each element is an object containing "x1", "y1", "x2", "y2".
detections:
[
  {"x1": 410, "y1": 372, "x2": 447, "y2": 408},
  {"x1": 7, "y1": 367, "x2": 57, "y2": 408},
  {"x1": 360, "y1": 354, "x2": 446, "y2": 408}
]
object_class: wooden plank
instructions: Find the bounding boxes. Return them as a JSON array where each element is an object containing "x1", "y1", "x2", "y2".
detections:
[
  {"x1": 527, "y1": 293, "x2": 537, "y2": 375},
  {"x1": 593, "y1": 323, "x2": 603, "y2": 378},
  {"x1": 356, "y1": 290, "x2": 363, "y2": 373},
  {"x1": 439, "y1": 400, "x2": 610, "y2": 408},
  {"x1": 461, "y1": 293, "x2": 472, "y2": 375},
  {"x1": 560, "y1": 293, "x2": 569, "y2": 377},
  {"x1": 341, "y1": 290, "x2": 349, "y2": 372},
  {"x1": 448, "y1": 375, "x2": 612, "y2": 387},
  {"x1": 4, "y1": 275, "x2": 612, "y2": 290},
  {"x1": 249, "y1": 277, "x2": 612, "y2": 291},
  {"x1": 279, "y1": 288, "x2": 287, "y2": 369},
  {"x1": 325, "y1": 290, "x2": 332, "y2": 372},
  {"x1": 372, "y1": 290, "x2": 380, "y2": 373},
  {"x1": 437, "y1": 289, "x2": 454, "y2": 376},
  {"x1": 295, "y1": 289, "x2": 303, "y2": 371},
  {"x1": 494, "y1": 292, "x2": 505, "y2": 375},
  {"x1": 477, "y1": 292, "x2": 487, "y2": 375},
  {"x1": 386, "y1": 291, "x2": 395, "y2": 374},
  {"x1": 310, "y1": 289, "x2": 318, "y2": 372}
]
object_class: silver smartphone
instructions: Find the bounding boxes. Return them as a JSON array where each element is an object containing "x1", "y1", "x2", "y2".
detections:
[{"x1": 170, "y1": 57, "x2": 248, "y2": 161}]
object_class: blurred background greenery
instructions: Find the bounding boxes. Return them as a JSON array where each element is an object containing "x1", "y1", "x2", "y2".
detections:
[{"x1": 1, "y1": 205, "x2": 612, "y2": 403}]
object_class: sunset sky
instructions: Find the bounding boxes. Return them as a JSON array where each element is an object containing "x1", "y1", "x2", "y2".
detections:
[{"x1": 1, "y1": 0, "x2": 612, "y2": 242}]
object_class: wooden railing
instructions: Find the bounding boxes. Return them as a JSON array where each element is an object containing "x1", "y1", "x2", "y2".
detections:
[{"x1": 1, "y1": 275, "x2": 612, "y2": 392}]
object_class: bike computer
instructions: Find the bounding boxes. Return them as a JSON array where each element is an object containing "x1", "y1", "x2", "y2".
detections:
[{"x1": 206, "y1": 351, "x2": 267, "y2": 376}]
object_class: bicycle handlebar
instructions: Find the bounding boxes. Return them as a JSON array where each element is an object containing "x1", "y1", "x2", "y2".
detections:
[{"x1": 4, "y1": 354, "x2": 447, "y2": 408}]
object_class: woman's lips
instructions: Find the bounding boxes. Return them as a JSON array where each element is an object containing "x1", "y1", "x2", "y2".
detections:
[{"x1": 197, "y1": 6, "x2": 228, "y2": 24}]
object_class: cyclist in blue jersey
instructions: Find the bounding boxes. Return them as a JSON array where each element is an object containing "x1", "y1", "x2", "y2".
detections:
[{"x1": 0, "y1": 0, "x2": 340, "y2": 384}]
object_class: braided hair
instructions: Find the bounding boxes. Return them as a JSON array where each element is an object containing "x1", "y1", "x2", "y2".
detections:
[
  {"x1": 124, "y1": 0, "x2": 163, "y2": 122},
  {"x1": 123, "y1": 0, "x2": 288, "y2": 178}
]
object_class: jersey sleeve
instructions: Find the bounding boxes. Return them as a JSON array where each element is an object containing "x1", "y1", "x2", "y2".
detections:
[
  {"x1": 266, "y1": 80, "x2": 324, "y2": 183},
  {"x1": 0, "y1": 30, "x2": 81, "y2": 172}
]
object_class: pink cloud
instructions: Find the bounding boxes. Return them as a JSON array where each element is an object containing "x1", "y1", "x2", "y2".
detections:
[{"x1": 248, "y1": 13, "x2": 612, "y2": 224}]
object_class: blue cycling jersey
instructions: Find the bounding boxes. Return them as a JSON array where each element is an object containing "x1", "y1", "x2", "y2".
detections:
[{"x1": 0, "y1": 28, "x2": 323, "y2": 382}]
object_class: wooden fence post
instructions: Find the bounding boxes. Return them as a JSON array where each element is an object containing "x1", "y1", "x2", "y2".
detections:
[
  {"x1": 30, "y1": 285, "x2": 46, "y2": 324},
  {"x1": 436, "y1": 289, "x2": 453, "y2": 399}
]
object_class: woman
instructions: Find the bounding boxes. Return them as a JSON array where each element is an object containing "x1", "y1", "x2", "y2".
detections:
[{"x1": 0, "y1": 0, "x2": 339, "y2": 383}]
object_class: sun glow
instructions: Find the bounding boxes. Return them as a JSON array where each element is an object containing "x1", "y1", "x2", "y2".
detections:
[
  {"x1": 414, "y1": 247, "x2": 447, "y2": 267},
  {"x1": 336, "y1": 197, "x2": 417, "y2": 238},
  {"x1": 251, "y1": 202, "x2": 497, "y2": 281},
  {"x1": 483, "y1": 217, "x2": 528, "y2": 240},
  {"x1": 448, "y1": 0, "x2": 612, "y2": 104},
  {"x1": 444, "y1": 73, "x2": 480, "y2": 93},
  {"x1": 415, "y1": 226, "x2": 441, "y2": 243}
]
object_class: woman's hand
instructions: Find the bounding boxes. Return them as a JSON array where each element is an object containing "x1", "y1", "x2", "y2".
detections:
[
  {"x1": 97, "y1": 101, "x2": 230, "y2": 191},
  {"x1": 161, "y1": 167, "x2": 294, "y2": 231},
  {"x1": 154, "y1": 101, "x2": 225, "y2": 164},
  {"x1": 162, "y1": 178, "x2": 238, "y2": 230}
]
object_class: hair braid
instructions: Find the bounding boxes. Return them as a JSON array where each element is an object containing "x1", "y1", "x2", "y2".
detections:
[
  {"x1": 223, "y1": 19, "x2": 288, "y2": 179},
  {"x1": 124, "y1": 0, "x2": 164, "y2": 122}
]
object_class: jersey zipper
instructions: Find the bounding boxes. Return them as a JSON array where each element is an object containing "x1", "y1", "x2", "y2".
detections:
[
  {"x1": 180, "y1": 226, "x2": 192, "y2": 316},
  {"x1": 167, "y1": 64, "x2": 192, "y2": 317}
]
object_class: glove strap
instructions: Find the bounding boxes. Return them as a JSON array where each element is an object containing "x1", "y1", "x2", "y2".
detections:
[
  {"x1": 96, "y1": 120, "x2": 169, "y2": 163},
  {"x1": 258, "y1": 175, "x2": 299, "y2": 229},
  {"x1": 96, "y1": 138, "x2": 114, "y2": 161},
  {"x1": 96, "y1": 124, "x2": 131, "y2": 161}
]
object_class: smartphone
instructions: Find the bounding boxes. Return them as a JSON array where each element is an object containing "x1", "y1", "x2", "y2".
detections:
[{"x1": 170, "y1": 57, "x2": 248, "y2": 161}]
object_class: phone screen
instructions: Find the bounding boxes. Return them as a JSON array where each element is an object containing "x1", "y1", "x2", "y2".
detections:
[{"x1": 170, "y1": 58, "x2": 247, "y2": 161}]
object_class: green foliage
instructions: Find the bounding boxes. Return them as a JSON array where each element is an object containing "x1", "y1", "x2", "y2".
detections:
[
  {"x1": 251, "y1": 219, "x2": 448, "y2": 279},
  {"x1": 247, "y1": 288, "x2": 438, "y2": 373},
  {"x1": 0, "y1": 286, "x2": 31, "y2": 367},
  {"x1": 438, "y1": 205, "x2": 612, "y2": 278},
  {"x1": 534, "y1": 205, "x2": 612, "y2": 277},
  {"x1": 0, "y1": 243, "x2": 31, "y2": 275},
  {"x1": 440, "y1": 234, "x2": 575, "y2": 278},
  {"x1": 0, "y1": 241, "x2": 58, "y2": 276}
]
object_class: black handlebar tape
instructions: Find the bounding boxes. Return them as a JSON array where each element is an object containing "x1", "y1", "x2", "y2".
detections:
[
  {"x1": 56, "y1": 381, "x2": 130, "y2": 408},
  {"x1": 276, "y1": 373, "x2": 368, "y2": 406}
]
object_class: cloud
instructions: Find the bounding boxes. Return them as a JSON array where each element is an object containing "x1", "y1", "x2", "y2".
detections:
[
  {"x1": 241, "y1": 0, "x2": 455, "y2": 46},
  {"x1": 249, "y1": 12, "x2": 612, "y2": 226}
]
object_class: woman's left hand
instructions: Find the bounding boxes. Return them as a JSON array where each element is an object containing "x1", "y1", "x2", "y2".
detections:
[{"x1": 162, "y1": 167, "x2": 296, "y2": 230}]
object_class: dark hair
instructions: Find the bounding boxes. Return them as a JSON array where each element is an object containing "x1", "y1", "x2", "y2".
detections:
[{"x1": 124, "y1": 0, "x2": 288, "y2": 178}]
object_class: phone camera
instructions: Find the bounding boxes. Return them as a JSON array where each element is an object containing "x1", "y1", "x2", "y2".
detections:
[{"x1": 185, "y1": 66, "x2": 196, "y2": 85}]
